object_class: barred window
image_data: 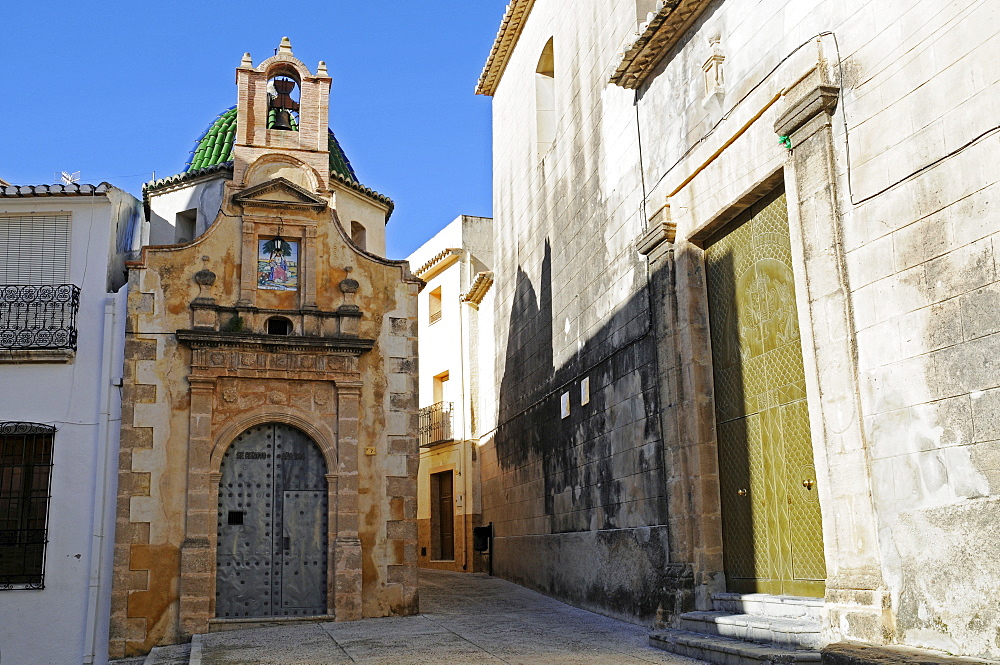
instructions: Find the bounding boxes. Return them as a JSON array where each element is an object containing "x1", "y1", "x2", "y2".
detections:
[
  {"x1": 0, "y1": 423, "x2": 54, "y2": 589},
  {"x1": 0, "y1": 214, "x2": 72, "y2": 285}
]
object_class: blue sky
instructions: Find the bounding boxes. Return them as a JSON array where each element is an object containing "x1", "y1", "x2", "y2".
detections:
[{"x1": 0, "y1": 1, "x2": 506, "y2": 258}]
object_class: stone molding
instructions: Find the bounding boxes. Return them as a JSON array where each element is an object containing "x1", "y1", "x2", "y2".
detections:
[
  {"x1": 0, "y1": 348, "x2": 75, "y2": 363},
  {"x1": 231, "y1": 177, "x2": 328, "y2": 211},
  {"x1": 774, "y1": 74, "x2": 839, "y2": 142},
  {"x1": 773, "y1": 65, "x2": 893, "y2": 645},
  {"x1": 177, "y1": 329, "x2": 375, "y2": 355},
  {"x1": 636, "y1": 219, "x2": 677, "y2": 262}
]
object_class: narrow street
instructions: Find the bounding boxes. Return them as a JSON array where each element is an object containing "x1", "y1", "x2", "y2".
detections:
[{"x1": 126, "y1": 569, "x2": 705, "y2": 665}]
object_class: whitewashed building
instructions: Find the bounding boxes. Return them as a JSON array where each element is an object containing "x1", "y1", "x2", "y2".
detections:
[
  {"x1": 0, "y1": 183, "x2": 142, "y2": 665},
  {"x1": 407, "y1": 215, "x2": 494, "y2": 573}
]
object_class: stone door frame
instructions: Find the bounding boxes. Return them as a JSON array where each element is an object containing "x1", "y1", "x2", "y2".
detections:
[
  {"x1": 639, "y1": 43, "x2": 892, "y2": 641},
  {"x1": 178, "y1": 358, "x2": 365, "y2": 637},
  {"x1": 213, "y1": 421, "x2": 331, "y2": 618}
]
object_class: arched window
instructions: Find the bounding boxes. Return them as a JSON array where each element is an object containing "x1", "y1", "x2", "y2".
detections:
[
  {"x1": 351, "y1": 221, "x2": 367, "y2": 251},
  {"x1": 266, "y1": 316, "x2": 293, "y2": 335},
  {"x1": 267, "y1": 73, "x2": 300, "y2": 132},
  {"x1": 535, "y1": 38, "x2": 555, "y2": 159}
]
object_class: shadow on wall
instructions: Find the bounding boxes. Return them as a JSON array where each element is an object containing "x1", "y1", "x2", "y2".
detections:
[
  {"x1": 490, "y1": 235, "x2": 690, "y2": 623},
  {"x1": 494, "y1": 236, "x2": 665, "y2": 532}
]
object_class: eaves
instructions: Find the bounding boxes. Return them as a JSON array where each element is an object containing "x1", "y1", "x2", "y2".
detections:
[{"x1": 609, "y1": 0, "x2": 713, "y2": 90}]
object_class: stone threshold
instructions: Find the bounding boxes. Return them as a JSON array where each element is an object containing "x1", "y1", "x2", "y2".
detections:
[{"x1": 207, "y1": 614, "x2": 336, "y2": 633}]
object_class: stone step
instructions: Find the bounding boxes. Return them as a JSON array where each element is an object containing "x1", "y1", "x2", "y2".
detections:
[
  {"x1": 680, "y1": 611, "x2": 824, "y2": 649},
  {"x1": 143, "y1": 642, "x2": 192, "y2": 665},
  {"x1": 713, "y1": 593, "x2": 824, "y2": 621},
  {"x1": 650, "y1": 628, "x2": 822, "y2": 665}
]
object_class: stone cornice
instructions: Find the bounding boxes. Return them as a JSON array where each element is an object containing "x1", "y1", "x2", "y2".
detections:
[
  {"x1": 232, "y1": 177, "x2": 328, "y2": 210},
  {"x1": 475, "y1": 0, "x2": 536, "y2": 96},
  {"x1": 774, "y1": 75, "x2": 840, "y2": 139},
  {"x1": 176, "y1": 329, "x2": 374, "y2": 354},
  {"x1": 609, "y1": 0, "x2": 713, "y2": 90},
  {"x1": 635, "y1": 219, "x2": 677, "y2": 259}
]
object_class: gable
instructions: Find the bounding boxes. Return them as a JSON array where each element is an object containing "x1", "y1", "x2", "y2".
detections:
[{"x1": 231, "y1": 177, "x2": 327, "y2": 211}]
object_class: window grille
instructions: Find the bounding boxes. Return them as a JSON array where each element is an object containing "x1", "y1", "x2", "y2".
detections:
[
  {"x1": 0, "y1": 284, "x2": 81, "y2": 350},
  {"x1": 0, "y1": 214, "x2": 71, "y2": 285},
  {"x1": 0, "y1": 422, "x2": 55, "y2": 589}
]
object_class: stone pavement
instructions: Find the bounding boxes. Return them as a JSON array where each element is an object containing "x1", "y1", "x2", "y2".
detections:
[{"x1": 117, "y1": 569, "x2": 706, "y2": 665}]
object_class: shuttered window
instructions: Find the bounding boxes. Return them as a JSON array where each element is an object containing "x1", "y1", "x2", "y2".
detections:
[{"x1": 0, "y1": 215, "x2": 72, "y2": 285}]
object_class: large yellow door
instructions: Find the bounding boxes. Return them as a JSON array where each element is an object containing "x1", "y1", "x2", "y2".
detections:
[{"x1": 705, "y1": 187, "x2": 826, "y2": 597}]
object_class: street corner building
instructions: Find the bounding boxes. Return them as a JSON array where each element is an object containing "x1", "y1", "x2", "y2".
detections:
[
  {"x1": 0, "y1": 182, "x2": 142, "y2": 665},
  {"x1": 109, "y1": 39, "x2": 421, "y2": 658},
  {"x1": 476, "y1": 0, "x2": 1000, "y2": 662}
]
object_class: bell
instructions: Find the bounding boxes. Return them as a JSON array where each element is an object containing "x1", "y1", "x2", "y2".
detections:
[{"x1": 271, "y1": 109, "x2": 294, "y2": 131}]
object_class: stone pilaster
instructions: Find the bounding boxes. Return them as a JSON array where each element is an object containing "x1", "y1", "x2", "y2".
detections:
[
  {"x1": 334, "y1": 381, "x2": 363, "y2": 620},
  {"x1": 775, "y1": 64, "x2": 894, "y2": 645},
  {"x1": 179, "y1": 376, "x2": 218, "y2": 637},
  {"x1": 637, "y1": 210, "x2": 719, "y2": 619}
]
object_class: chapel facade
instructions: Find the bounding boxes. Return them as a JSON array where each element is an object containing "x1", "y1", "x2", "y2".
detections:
[{"x1": 109, "y1": 40, "x2": 420, "y2": 657}]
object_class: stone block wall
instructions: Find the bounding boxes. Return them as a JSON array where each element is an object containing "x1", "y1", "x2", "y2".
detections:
[{"x1": 483, "y1": 0, "x2": 1000, "y2": 656}]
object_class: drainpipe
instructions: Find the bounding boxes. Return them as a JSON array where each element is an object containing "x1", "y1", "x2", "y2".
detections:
[
  {"x1": 457, "y1": 250, "x2": 470, "y2": 571},
  {"x1": 83, "y1": 292, "x2": 122, "y2": 665}
]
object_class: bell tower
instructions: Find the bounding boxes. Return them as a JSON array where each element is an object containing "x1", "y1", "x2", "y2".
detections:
[{"x1": 232, "y1": 37, "x2": 332, "y2": 193}]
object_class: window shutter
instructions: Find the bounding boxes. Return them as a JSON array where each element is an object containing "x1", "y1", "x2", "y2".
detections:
[{"x1": 0, "y1": 214, "x2": 72, "y2": 285}]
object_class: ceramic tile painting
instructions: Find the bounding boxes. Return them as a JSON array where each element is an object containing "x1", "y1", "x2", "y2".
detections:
[{"x1": 258, "y1": 237, "x2": 298, "y2": 290}]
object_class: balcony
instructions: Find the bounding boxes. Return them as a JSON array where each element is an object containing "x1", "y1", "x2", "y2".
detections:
[
  {"x1": 419, "y1": 401, "x2": 454, "y2": 447},
  {"x1": 0, "y1": 285, "x2": 81, "y2": 356}
]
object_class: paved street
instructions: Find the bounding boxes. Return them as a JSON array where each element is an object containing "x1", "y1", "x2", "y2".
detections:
[{"x1": 121, "y1": 569, "x2": 705, "y2": 665}]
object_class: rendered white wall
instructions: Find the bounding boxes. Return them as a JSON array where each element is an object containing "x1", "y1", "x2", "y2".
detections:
[{"x1": 0, "y1": 196, "x2": 126, "y2": 665}]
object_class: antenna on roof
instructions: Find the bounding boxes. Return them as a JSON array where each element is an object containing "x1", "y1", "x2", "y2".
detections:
[{"x1": 57, "y1": 171, "x2": 81, "y2": 185}]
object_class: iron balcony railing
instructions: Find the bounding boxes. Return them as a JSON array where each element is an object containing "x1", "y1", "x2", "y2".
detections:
[
  {"x1": 0, "y1": 284, "x2": 81, "y2": 351},
  {"x1": 419, "y1": 401, "x2": 454, "y2": 447}
]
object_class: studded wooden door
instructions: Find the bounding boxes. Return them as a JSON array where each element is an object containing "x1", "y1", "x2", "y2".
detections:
[
  {"x1": 705, "y1": 187, "x2": 826, "y2": 597},
  {"x1": 216, "y1": 424, "x2": 328, "y2": 618}
]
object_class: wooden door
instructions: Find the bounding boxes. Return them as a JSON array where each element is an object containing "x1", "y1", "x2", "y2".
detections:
[{"x1": 216, "y1": 424, "x2": 328, "y2": 617}]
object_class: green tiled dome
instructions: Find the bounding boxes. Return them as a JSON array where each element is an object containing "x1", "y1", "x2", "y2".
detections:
[{"x1": 185, "y1": 106, "x2": 359, "y2": 183}]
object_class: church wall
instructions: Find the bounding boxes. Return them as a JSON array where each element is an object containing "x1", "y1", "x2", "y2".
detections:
[
  {"x1": 631, "y1": 0, "x2": 1000, "y2": 656},
  {"x1": 332, "y1": 187, "x2": 388, "y2": 257},
  {"x1": 147, "y1": 177, "x2": 227, "y2": 245},
  {"x1": 485, "y1": 0, "x2": 1000, "y2": 656},
  {"x1": 484, "y1": 0, "x2": 694, "y2": 626}
]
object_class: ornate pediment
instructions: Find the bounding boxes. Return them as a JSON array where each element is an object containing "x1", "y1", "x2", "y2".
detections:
[{"x1": 232, "y1": 177, "x2": 328, "y2": 210}]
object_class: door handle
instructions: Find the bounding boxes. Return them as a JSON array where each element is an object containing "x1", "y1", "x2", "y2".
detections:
[
  {"x1": 802, "y1": 479, "x2": 814, "y2": 490},
  {"x1": 737, "y1": 488, "x2": 748, "y2": 497},
  {"x1": 283, "y1": 536, "x2": 290, "y2": 551}
]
